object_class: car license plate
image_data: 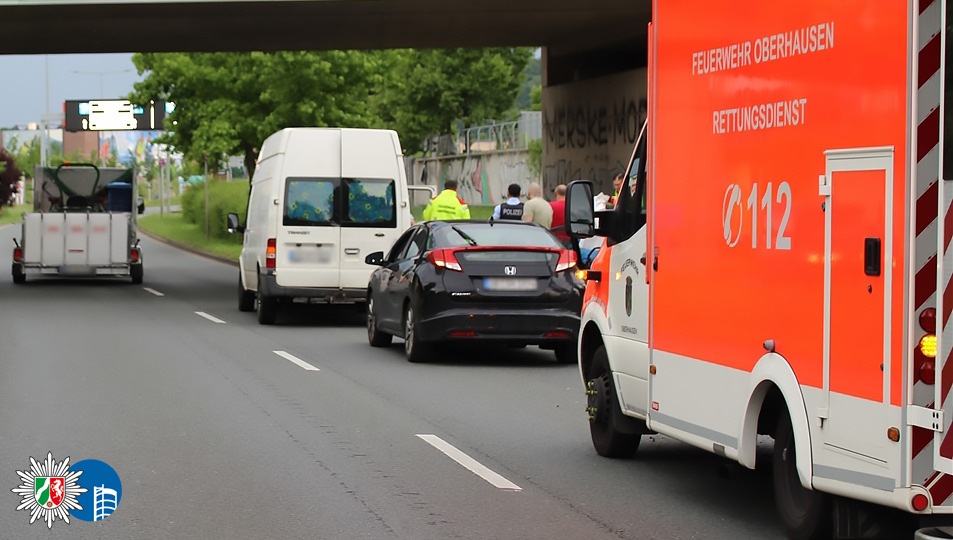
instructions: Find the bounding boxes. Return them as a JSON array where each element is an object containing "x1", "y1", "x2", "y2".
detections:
[{"x1": 483, "y1": 277, "x2": 536, "y2": 291}]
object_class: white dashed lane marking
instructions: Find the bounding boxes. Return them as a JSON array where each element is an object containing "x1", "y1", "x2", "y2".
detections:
[
  {"x1": 416, "y1": 434, "x2": 522, "y2": 491},
  {"x1": 143, "y1": 287, "x2": 164, "y2": 297},
  {"x1": 194, "y1": 311, "x2": 226, "y2": 324},
  {"x1": 273, "y1": 350, "x2": 320, "y2": 371}
]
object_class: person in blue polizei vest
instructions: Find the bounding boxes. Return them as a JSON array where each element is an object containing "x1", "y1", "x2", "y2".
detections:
[{"x1": 492, "y1": 183, "x2": 524, "y2": 220}]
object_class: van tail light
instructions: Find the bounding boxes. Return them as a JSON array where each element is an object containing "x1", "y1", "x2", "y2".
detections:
[
  {"x1": 555, "y1": 249, "x2": 577, "y2": 272},
  {"x1": 13, "y1": 247, "x2": 22, "y2": 262},
  {"x1": 920, "y1": 308, "x2": 937, "y2": 333},
  {"x1": 266, "y1": 238, "x2": 277, "y2": 269},
  {"x1": 427, "y1": 249, "x2": 462, "y2": 271},
  {"x1": 130, "y1": 248, "x2": 140, "y2": 263}
]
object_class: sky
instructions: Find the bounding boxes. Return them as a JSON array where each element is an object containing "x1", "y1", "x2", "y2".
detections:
[{"x1": 0, "y1": 53, "x2": 142, "y2": 129}]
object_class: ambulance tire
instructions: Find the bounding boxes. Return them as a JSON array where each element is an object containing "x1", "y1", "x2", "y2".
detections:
[
  {"x1": 238, "y1": 273, "x2": 255, "y2": 312},
  {"x1": 773, "y1": 409, "x2": 831, "y2": 540},
  {"x1": 587, "y1": 346, "x2": 640, "y2": 458}
]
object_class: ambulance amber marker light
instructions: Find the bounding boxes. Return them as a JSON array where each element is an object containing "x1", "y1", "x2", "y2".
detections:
[
  {"x1": 920, "y1": 335, "x2": 937, "y2": 359},
  {"x1": 887, "y1": 427, "x2": 900, "y2": 442},
  {"x1": 920, "y1": 308, "x2": 937, "y2": 333}
]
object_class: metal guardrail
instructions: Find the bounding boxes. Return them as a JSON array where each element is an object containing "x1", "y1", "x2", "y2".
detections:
[{"x1": 422, "y1": 112, "x2": 542, "y2": 156}]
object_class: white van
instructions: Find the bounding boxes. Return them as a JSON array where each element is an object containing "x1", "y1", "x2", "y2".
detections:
[{"x1": 226, "y1": 127, "x2": 433, "y2": 325}]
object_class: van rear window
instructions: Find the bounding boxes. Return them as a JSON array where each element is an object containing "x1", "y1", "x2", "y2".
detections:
[{"x1": 283, "y1": 177, "x2": 397, "y2": 228}]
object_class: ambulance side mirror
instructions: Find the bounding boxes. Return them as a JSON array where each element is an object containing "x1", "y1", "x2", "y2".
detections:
[{"x1": 566, "y1": 180, "x2": 596, "y2": 238}]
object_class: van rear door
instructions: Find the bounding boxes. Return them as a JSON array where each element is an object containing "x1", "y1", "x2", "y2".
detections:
[
  {"x1": 276, "y1": 176, "x2": 340, "y2": 288},
  {"x1": 338, "y1": 129, "x2": 404, "y2": 290}
]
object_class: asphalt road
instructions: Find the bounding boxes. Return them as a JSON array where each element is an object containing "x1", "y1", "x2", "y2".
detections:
[{"x1": 0, "y1": 224, "x2": 792, "y2": 539}]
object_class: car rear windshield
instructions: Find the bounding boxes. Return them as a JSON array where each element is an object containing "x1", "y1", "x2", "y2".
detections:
[
  {"x1": 432, "y1": 223, "x2": 562, "y2": 249},
  {"x1": 283, "y1": 177, "x2": 396, "y2": 227}
]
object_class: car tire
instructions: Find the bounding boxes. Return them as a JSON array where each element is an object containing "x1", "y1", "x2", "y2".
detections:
[
  {"x1": 587, "y1": 345, "x2": 641, "y2": 458},
  {"x1": 238, "y1": 273, "x2": 255, "y2": 312},
  {"x1": 256, "y1": 290, "x2": 278, "y2": 325},
  {"x1": 554, "y1": 344, "x2": 577, "y2": 364},
  {"x1": 404, "y1": 302, "x2": 430, "y2": 363},
  {"x1": 773, "y1": 408, "x2": 831, "y2": 540},
  {"x1": 12, "y1": 264, "x2": 25, "y2": 284},
  {"x1": 131, "y1": 263, "x2": 143, "y2": 285},
  {"x1": 367, "y1": 296, "x2": 393, "y2": 347}
]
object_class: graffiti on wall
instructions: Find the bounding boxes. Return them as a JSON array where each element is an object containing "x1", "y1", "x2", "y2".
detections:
[
  {"x1": 413, "y1": 152, "x2": 535, "y2": 206},
  {"x1": 542, "y1": 69, "x2": 647, "y2": 194}
]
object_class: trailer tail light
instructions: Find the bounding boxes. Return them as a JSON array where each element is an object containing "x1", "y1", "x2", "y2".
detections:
[
  {"x1": 920, "y1": 308, "x2": 937, "y2": 333},
  {"x1": 427, "y1": 249, "x2": 462, "y2": 271},
  {"x1": 266, "y1": 238, "x2": 277, "y2": 269},
  {"x1": 555, "y1": 249, "x2": 577, "y2": 272},
  {"x1": 13, "y1": 247, "x2": 22, "y2": 262},
  {"x1": 130, "y1": 248, "x2": 140, "y2": 263}
]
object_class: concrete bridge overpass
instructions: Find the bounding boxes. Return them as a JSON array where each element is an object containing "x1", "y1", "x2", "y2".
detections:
[{"x1": 1, "y1": 0, "x2": 651, "y2": 195}]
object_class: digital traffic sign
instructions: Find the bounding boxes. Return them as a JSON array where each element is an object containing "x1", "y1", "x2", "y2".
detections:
[{"x1": 64, "y1": 99, "x2": 174, "y2": 132}]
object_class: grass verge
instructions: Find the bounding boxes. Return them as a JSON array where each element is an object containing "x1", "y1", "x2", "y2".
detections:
[
  {"x1": 138, "y1": 213, "x2": 242, "y2": 261},
  {"x1": 0, "y1": 205, "x2": 28, "y2": 226}
]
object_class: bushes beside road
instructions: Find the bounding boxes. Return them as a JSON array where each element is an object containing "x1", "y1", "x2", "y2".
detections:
[{"x1": 181, "y1": 179, "x2": 249, "y2": 240}]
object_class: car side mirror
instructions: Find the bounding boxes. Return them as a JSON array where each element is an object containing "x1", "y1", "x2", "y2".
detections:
[
  {"x1": 566, "y1": 180, "x2": 596, "y2": 238},
  {"x1": 226, "y1": 213, "x2": 244, "y2": 233},
  {"x1": 365, "y1": 251, "x2": 385, "y2": 266}
]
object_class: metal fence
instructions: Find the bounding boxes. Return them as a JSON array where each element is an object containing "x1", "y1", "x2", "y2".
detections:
[{"x1": 422, "y1": 111, "x2": 542, "y2": 157}]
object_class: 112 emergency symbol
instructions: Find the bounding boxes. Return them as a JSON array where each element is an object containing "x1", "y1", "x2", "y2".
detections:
[{"x1": 722, "y1": 181, "x2": 793, "y2": 250}]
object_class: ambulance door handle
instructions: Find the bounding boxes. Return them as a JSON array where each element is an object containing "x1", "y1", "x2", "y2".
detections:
[{"x1": 864, "y1": 237, "x2": 881, "y2": 277}]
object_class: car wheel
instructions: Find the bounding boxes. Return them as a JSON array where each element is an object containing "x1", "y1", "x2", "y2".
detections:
[
  {"x1": 367, "y1": 296, "x2": 393, "y2": 347},
  {"x1": 774, "y1": 408, "x2": 831, "y2": 539},
  {"x1": 256, "y1": 290, "x2": 278, "y2": 325},
  {"x1": 238, "y1": 273, "x2": 255, "y2": 312},
  {"x1": 587, "y1": 345, "x2": 641, "y2": 458},
  {"x1": 554, "y1": 344, "x2": 577, "y2": 364},
  {"x1": 404, "y1": 302, "x2": 430, "y2": 363},
  {"x1": 12, "y1": 264, "x2": 25, "y2": 284}
]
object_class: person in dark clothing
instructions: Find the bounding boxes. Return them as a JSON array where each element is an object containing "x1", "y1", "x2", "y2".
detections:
[{"x1": 493, "y1": 183, "x2": 524, "y2": 220}]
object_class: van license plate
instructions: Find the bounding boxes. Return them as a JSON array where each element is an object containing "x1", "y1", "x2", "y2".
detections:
[{"x1": 483, "y1": 277, "x2": 536, "y2": 291}]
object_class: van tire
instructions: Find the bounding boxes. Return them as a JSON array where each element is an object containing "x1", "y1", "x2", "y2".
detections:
[
  {"x1": 257, "y1": 292, "x2": 278, "y2": 325},
  {"x1": 773, "y1": 408, "x2": 831, "y2": 540},
  {"x1": 587, "y1": 345, "x2": 640, "y2": 458},
  {"x1": 367, "y1": 296, "x2": 392, "y2": 347},
  {"x1": 238, "y1": 274, "x2": 255, "y2": 312}
]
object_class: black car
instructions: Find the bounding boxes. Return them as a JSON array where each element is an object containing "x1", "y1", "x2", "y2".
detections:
[{"x1": 364, "y1": 220, "x2": 584, "y2": 363}]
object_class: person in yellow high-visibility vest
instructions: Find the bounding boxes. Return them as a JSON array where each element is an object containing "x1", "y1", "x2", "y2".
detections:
[
  {"x1": 606, "y1": 173, "x2": 625, "y2": 209},
  {"x1": 423, "y1": 179, "x2": 471, "y2": 221}
]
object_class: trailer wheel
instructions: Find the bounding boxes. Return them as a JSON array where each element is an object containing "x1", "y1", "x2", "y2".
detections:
[
  {"x1": 131, "y1": 264, "x2": 143, "y2": 285},
  {"x1": 773, "y1": 408, "x2": 831, "y2": 540},
  {"x1": 256, "y1": 291, "x2": 278, "y2": 325},
  {"x1": 12, "y1": 264, "x2": 25, "y2": 284},
  {"x1": 587, "y1": 345, "x2": 640, "y2": 458},
  {"x1": 238, "y1": 273, "x2": 255, "y2": 312}
]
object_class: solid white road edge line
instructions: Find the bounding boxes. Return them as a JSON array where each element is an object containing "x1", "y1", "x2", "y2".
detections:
[
  {"x1": 143, "y1": 287, "x2": 165, "y2": 297},
  {"x1": 273, "y1": 350, "x2": 320, "y2": 371},
  {"x1": 415, "y1": 434, "x2": 522, "y2": 491},
  {"x1": 194, "y1": 311, "x2": 226, "y2": 324}
]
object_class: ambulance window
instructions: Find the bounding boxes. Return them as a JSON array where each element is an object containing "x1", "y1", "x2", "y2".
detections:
[
  {"x1": 945, "y1": 6, "x2": 953, "y2": 180},
  {"x1": 609, "y1": 121, "x2": 648, "y2": 245}
]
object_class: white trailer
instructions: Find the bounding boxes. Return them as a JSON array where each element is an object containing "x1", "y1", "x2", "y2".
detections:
[{"x1": 12, "y1": 163, "x2": 143, "y2": 284}]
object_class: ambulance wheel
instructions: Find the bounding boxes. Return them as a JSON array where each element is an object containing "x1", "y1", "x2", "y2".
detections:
[
  {"x1": 587, "y1": 345, "x2": 640, "y2": 458},
  {"x1": 773, "y1": 409, "x2": 831, "y2": 540},
  {"x1": 12, "y1": 264, "x2": 25, "y2": 284},
  {"x1": 238, "y1": 274, "x2": 255, "y2": 312},
  {"x1": 131, "y1": 264, "x2": 143, "y2": 285},
  {"x1": 256, "y1": 291, "x2": 278, "y2": 325},
  {"x1": 367, "y1": 295, "x2": 392, "y2": 347}
]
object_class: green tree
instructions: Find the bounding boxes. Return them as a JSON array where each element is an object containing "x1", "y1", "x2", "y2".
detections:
[
  {"x1": 129, "y1": 51, "x2": 384, "y2": 179},
  {"x1": 516, "y1": 52, "x2": 541, "y2": 110},
  {"x1": 0, "y1": 147, "x2": 22, "y2": 208},
  {"x1": 374, "y1": 47, "x2": 534, "y2": 153}
]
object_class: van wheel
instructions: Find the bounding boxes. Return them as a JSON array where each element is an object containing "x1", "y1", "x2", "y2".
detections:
[
  {"x1": 257, "y1": 292, "x2": 278, "y2": 325},
  {"x1": 12, "y1": 264, "x2": 25, "y2": 284},
  {"x1": 238, "y1": 274, "x2": 255, "y2": 312},
  {"x1": 587, "y1": 345, "x2": 640, "y2": 458},
  {"x1": 404, "y1": 303, "x2": 430, "y2": 363},
  {"x1": 773, "y1": 408, "x2": 831, "y2": 540},
  {"x1": 367, "y1": 296, "x2": 392, "y2": 347}
]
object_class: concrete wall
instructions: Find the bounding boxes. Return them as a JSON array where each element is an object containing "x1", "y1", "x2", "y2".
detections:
[
  {"x1": 409, "y1": 149, "x2": 535, "y2": 208},
  {"x1": 541, "y1": 68, "x2": 646, "y2": 196}
]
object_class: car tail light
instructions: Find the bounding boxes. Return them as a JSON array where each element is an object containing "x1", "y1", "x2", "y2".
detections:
[
  {"x1": 427, "y1": 249, "x2": 462, "y2": 271},
  {"x1": 545, "y1": 331, "x2": 570, "y2": 338},
  {"x1": 555, "y1": 249, "x2": 577, "y2": 272},
  {"x1": 920, "y1": 308, "x2": 937, "y2": 333},
  {"x1": 130, "y1": 248, "x2": 140, "y2": 263},
  {"x1": 449, "y1": 330, "x2": 477, "y2": 337},
  {"x1": 266, "y1": 238, "x2": 277, "y2": 269},
  {"x1": 13, "y1": 247, "x2": 22, "y2": 262}
]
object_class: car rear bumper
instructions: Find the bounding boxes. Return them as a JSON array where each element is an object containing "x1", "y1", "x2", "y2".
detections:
[
  {"x1": 417, "y1": 306, "x2": 579, "y2": 344},
  {"x1": 259, "y1": 273, "x2": 366, "y2": 303}
]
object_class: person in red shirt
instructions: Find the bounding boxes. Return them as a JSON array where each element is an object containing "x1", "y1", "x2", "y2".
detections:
[{"x1": 549, "y1": 184, "x2": 571, "y2": 248}]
